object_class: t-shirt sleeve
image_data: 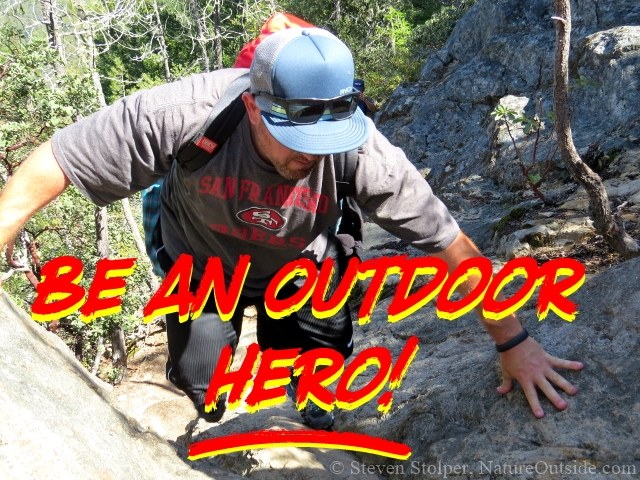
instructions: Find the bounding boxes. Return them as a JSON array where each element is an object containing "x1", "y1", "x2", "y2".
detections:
[
  {"x1": 51, "y1": 69, "x2": 247, "y2": 206},
  {"x1": 354, "y1": 122, "x2": 460, "y2": 253}
]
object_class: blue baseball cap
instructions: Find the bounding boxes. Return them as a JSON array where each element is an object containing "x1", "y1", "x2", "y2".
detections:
[
  {"x1": 250, "y1": 28, "x2": 370, "y2": 155},
  {"x1": 353, "y1": 79, "x2": 365, "y2": 91}
]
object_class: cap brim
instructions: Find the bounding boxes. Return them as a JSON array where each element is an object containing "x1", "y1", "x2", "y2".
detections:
[{"x1": 260, "y1": 108, "x2": 370, "y2": 155}]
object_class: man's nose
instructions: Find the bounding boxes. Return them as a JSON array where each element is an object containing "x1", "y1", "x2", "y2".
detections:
[{"x1": 301, "y1": 154, "x2": 324, "y2": 162}]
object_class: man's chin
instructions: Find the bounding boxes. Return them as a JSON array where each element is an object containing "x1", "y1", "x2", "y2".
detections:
[{"x1": 277, "y1": 166, "x2": 314, "y2": 180}]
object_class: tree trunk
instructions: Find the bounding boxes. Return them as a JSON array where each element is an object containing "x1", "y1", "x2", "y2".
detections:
[
  {"x1": 84, "y1": 23, "x2": 109, "y2": 109},
  {"x1": 121, "y1": 197, "x2": 159, "y2": 291},
  {"x1": 74, "y1": 335, "x2": 83, "y2": 362},
  {"x1": 152, "y1": 0, "x2": 172, "y2": 82},
  {"x1": 333, "y1": 0, "x2": 341, "y2": 35},
  {"x1": 91, "y1": 336, "x2": 104, "y2": 375},
  {"x1": 92, "y1": 71, "x2": 107, "y2": 107},
  {"x1": 552, "y1": 0, "x2": 639, "y2": 257},
  {"x1": 121, "y1": 197, "x2": 163, "y2": 329},
  {"x1": 40, "y1": 0, "x2": 65, "y2": 76},
  {"x1": 111, "y1": 325, "x2": 128, "y2": 382},
  {"x1": 95, "y1": 206, "x2": 109, "y2": 259},
  {"x1": 190, "y1": 0, "x2": 210, "y2": 72},
  {"x1": 94, "y1": 205, "x2": 129, "y2": 379},
  {"x1": 213, "y1": 0, "x2": 223, "y2": 70},
  {"x1": 88, "y1": 35, "x2": 132, "y2": 378}
]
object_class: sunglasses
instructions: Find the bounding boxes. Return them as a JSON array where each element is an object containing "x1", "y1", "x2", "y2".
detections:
[{"x1": 256, "y1": 91, "x2": 359, "y2": 125}]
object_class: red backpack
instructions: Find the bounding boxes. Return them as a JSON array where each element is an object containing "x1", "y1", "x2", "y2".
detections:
[{"x1": 234, "y1": 13, "x2": 314, "y2": 69}]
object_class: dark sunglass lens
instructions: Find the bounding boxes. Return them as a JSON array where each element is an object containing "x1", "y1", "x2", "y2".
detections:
[
  {"x1": 288, "y1": 102, "x2": 325, "y2": 124},
  {"x1": 331, "y1": 96, "x2": 358, "y2": 120}
]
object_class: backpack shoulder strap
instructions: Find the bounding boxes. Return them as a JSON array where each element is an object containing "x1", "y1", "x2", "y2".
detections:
[
  {"x1": 176, "y1": 73, "x2": 251, "y2": 173},
  {"x1": 335, "y1": 147, "x2": 359, "y2": 198},
  {"x1": 334, "y1": 147, "x2": 363, "y2": 242}
]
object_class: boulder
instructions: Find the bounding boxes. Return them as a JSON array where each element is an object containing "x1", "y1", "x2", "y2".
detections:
[
  {"x1": 0, "y1": 294, "x2": 240, "y2": 480},
  {"x1": 378, "y1": 0, "x2": 640, "y2": 233},
  {"x1": 561, "y1": 178, "x2": 640, "y2": 211},
  {"x1": 339, "y1": 252, "x2": 640, "y2": 479},
  {"x1": 495, "y1": 218, "x2": 595, "y2": 259}
]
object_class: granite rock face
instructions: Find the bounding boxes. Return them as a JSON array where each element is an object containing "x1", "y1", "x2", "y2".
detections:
[
  {"x1": 339, "y1": 252, "x2": 640, "y2": 479},
  {"x1": 3, "y1": 245, "x2": 638, "y2": 479},
  {"x1": 0, "y1": 294, "x2": 241, "y2": 480},
  {"x1": 378, "y1": 0, "x2": 640, "y2": 197},
  {"x1": 356, "y1": 4, "x2": 640, "y2": 473}
]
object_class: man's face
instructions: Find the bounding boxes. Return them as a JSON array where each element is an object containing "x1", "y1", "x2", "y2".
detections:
[
  {"x1": 242, "y1": 92, "x2": 326, "y2": 180},
  {"x1": 252, "y1": 113, "x2": 325, "y2": 180}
]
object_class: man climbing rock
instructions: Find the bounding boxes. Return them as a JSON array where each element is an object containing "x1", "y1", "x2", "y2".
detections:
[{"x1": 0, "y1": 28, "x2": 582, "y2": 430}]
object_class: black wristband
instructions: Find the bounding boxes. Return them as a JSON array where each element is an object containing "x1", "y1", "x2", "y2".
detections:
[{"x1": 496, "y1": 329, "x2": 529, "y2": 353}]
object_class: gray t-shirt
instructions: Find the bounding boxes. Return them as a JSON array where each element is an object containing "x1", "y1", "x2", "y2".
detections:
[{"x1": 52, "y1": 68, "x2": 459, "y2": 295}]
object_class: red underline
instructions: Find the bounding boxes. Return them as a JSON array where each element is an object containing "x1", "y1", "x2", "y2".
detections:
[{"x1": 188, "y1": 429, "x2": 411, "y2": 460}]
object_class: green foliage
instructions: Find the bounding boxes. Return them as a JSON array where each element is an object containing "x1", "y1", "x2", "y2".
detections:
[
  {"x1": 0, "y1": 23, "x2": 153, "y2": 377},
  {"x1": 0, "y1": 24, "x2": 102, "y2": 311},
  {"x1": 572, "y1": 75, "x2": 600, "y2": 90},
  {"x1": 277, "y1": 0, "x2": 424, "y2": 105},
  {"x1": 95, "y1": 0, "x2": 256, "y2": 103},
  {"x1": 0, "y1": 25, "x2": 98, "y2": 169},
  {"x1": 59, "y1": 197, "x2": 153, "y2": 368},
  {"x1": 583, "y1": 147, "x2": 620, "y2": 178},
  {"x1": 491, "y1": 206, "x2": 528, "y2": 233},
  {"x1": 545, "y1": 111, "x2": 556, "y2": 125},
  {"x1": 491, "y1": 100, "x2": 557, "y2": 203},
  {"x1": 492, "y1": 104, "x2": 517, "y2": 122},
  {"x1": 492, "y1": 104, "x2": 550, "y2": 135},
  {"x1": 408, "y1": 0, "x2": 477, "y2": 60},
  {"x1": 358, "y1": 7, "x2": 421, "y2": 101},
  {"x1": 18, "y1": 194, "x2": 155, "y2": 371},
  {"x1": 70, "y1": 0, "x2": 480, "y2": 108},
  {"x1": 135, "y1": 71, "x2": 169, "y2": 91}
]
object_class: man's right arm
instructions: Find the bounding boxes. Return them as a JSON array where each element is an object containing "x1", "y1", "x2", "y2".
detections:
[{"x1": 0, "y1": 140, "x2": 69, "y2": 251}]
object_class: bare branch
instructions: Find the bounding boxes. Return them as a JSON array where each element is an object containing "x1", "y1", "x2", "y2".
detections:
[
  {"x1": 1, "y1": 0, "x2": 29, "y2": 17},
  {"x1": 5, "y1": 125, "x2": 48, "y2": 153},
  {"x1": 0, "y1": 62, "x2": 11, "y2": 80}
]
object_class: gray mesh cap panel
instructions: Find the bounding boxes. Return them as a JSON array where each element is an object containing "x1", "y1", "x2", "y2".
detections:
[{"x1": 250, "y1": 27, "x2": 342, "y2": 96}]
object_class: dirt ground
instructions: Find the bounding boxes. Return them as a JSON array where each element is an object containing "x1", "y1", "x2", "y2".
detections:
[
  {"x1": 112, "y1": 307, "x2": 260, "y2": 441},
  {"x1": 531, "y1": 214, "x2": 639, "y2": 274}
]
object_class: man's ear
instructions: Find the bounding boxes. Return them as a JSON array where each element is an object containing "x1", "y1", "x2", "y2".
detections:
[{"x1": 242, "y1": 92, "x2": 262, "y2": 126}]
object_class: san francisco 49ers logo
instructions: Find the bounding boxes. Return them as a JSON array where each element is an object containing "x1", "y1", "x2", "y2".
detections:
[{"x1": 237, "y1": 207, "x2": 287, "y2": 230}]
